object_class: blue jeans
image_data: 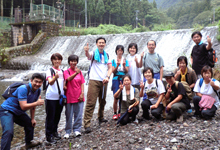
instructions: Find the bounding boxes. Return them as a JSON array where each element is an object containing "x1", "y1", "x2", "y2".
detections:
[
  {"x1": 0, "y1": 107, "x2": 34, "y2": 150},
  {"x1": 143, "y1": 72, "x2": 160, "y2": 100},
  {"x1": 65, "y1": 102, "x2": 84, "y2": 133}
]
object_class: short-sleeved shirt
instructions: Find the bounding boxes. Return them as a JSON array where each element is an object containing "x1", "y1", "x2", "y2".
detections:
[
  {"x1": 191, "y1": 43, "x2": 208, "y2": 75},
  {"x1": 193, "y1": 78, "x2": 220, "y2": 108},
  {"x1": 143, "y1": 52, "x2": 164, "y2": 73},
  {"x1": 168, "y1": 82, "x2": 190, "y2": 109},
  {"x1": 46, "y1": 67, "x2": 64, "y2": 100},
  {"x1": 89, "y1": 51, "x2": 111, "y2": 81},
  {"x1": 118, "y1": 88, "x2": 140, "y2": 114},
  {"x1": 1, "y1": 82, "x2": 41, "y2": 116},
  {"x1": 112, "y1": 58, "x2": 129, "y2": 80},
  {"x1": 127, "y1": 54, "x2": 142, "y2": 85},
  {"x1": 143, "y1": 79, "x2": 165, "y2": 104},
  {"x1": 64, "y1": 68, "x2": 85, "y2": 103}
]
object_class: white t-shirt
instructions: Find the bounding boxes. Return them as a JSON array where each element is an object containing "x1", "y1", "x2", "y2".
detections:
[
  {"x1": 127, "y1": 54, "x2": 142, "y2": 85},
  {"x1": 144, "y1": 79, "x2": 165, "y2": 104},
  {"x1": 89, "y1": 51, "x2": 111, "y2": 81},
  {"x1": 46, "y1": 68, "x2": 64, "y2": 100},
  {"x1": 194, "y1": 78, "x2": 220, "y2": 108}
]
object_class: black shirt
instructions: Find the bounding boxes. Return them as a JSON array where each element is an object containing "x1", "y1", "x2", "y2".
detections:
[
  {"x1": 169, "y1": 82, "x2": 191, "y2": 109},
  {"x1": 191, "y1": 43, "x2": 208, "y2": 75}
]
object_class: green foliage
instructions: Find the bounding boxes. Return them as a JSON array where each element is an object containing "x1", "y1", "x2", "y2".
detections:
[
  {"x1": 193, "y1": 11, "x2": 212, "y2": 26},
  {"x1": 217, "y1": 21, "x2": 220, "y2": 41},
  {"x1": 152, "y1": 23, "x2": 175, "y2": 31},
  {"x1": 192, "y1": 24, "x2": 204, "y2": 32}
]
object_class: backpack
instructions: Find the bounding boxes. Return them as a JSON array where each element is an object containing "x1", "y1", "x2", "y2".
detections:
[
  {"x1": 167, "y1": 81, "x2": 193, "y2": 101},
  {"x1": 207, "y1": 48, "x2": 218, "y2": 68},
  {"x1": 43, "y1": 68, "x2": 63, "y2": 91},
  {"x1": 86, "y1": 51, "x2": 109, "y2": 83},
  {"x1": 2, "y1": 83, "x2": 30, "y2": 99},
  {"x1": 143, "y1": 53, "x2": 159, "y2": 69},
  {"x1": 199, "y1": 78, "x2": 220, "y2": 98}
]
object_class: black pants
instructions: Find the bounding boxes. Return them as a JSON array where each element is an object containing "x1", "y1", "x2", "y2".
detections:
[
  {"x1": 193, "y1": 96, "x2": 217, "y2": 120},
  {"x1": 120, "y1": 105, "x2": 139, "y2": 125},
  {"x1": 141, "y1": 99, "x2": 164, "y2": 119},
  {"x1": 45, "y1": 99, "x2": 63, "y2": 138}
]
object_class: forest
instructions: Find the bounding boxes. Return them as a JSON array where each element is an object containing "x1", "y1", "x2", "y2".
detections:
[{"x1": 0, "y1": 0, "x2": 220, "y2": 29}]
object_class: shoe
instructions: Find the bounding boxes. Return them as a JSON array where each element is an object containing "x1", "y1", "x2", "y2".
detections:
[
  {"x1": 46, "y1": 136, "x2": 56, "y2": 144},
  {"x1": 99, "y1": 118, "x2": 108, "y2": 123},
  {"x1": 64, "y1": 133, "x2": 70, "y2": 139},
  {"x1": 53, "y1": 132, "x2": 61, "y2": 140},
  {"x1": 176, "y1": 115, "x2": 183, "y2": 122},
  {"x1": 112, "y1": 114, "x2": 118, "y2": 120},
  {"x1": 25, "y1": 140, "x2": 41, "y2": 149},
  {"x1": 74, "y1": 131, "x2": 81, "y2": 137},
  {"x1": 133, "y1": 118, "x2": 139, "y2": 125},
  {"x1": 118, "y1": 113, "x2": 121, "y2": 118},
  {"x1": 85, "y1": 127, "x2": 91, "y2": 133}
]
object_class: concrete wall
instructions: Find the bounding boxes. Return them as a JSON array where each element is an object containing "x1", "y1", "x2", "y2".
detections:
[{"x1": 11, "y1": 21, "x2": 59, "y2": 46}]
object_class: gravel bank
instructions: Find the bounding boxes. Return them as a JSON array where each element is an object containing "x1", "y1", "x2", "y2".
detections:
[{"x1": 15, "y1": 107, "x2": 220, "y2": 150}]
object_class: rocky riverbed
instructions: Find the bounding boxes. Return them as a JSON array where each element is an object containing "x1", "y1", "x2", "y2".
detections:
[{"x1": 15, "y1": 107, "x2": 220, "y2": 150}]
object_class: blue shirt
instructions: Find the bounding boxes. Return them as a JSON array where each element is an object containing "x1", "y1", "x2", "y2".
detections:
[
  {"x1": 112, "y1": 59, "x2": 129, "y2": 80},
  {"x1": 1, "y1": 82, "x2": 41, "y2": 116}
]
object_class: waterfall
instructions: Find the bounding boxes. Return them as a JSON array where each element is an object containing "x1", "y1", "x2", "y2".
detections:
[{"x1": 8, "y1": 26, "x2": 220, "y2": 72}]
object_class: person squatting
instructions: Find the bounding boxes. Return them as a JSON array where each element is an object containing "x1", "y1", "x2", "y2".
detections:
[{"x1": 0, "y1": 31, "x2": 219, "y2": 149}]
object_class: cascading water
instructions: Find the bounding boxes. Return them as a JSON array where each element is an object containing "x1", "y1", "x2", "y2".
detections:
[
  {"x1": 8, "y1": 26, "x2": 220, "y2": 73},
  {"x1": 1, "y1": 26, "x2": 220, "y2": 149}
]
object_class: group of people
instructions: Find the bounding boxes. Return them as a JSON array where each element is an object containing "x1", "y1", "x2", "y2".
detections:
[{"x1": 0, "y1": 31, "x2": 219, "y2": 150}]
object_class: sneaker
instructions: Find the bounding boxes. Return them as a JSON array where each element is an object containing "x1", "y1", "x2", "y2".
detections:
[
  {"x1": 74, "y1": 131, "x2": 81, "y2": 137},
  {"x1": 112, "y1": 114, "x2": 118, "y2": 120},
  {"x1": 25, "y1": 140, "x2": 41, "y2": 149},
  {"x1": 64, "y1": 133, "x2": 70, "y2": 139},
  {"x1": 85, "y1": 127, "x2": 91, "y2": 134},
  {"x1": 133, "y1": 118, "x2": 139, "y2": 125},
  {"x1": 53, "y1": 132, "x2": 61, "y2": 140},
  {"x1": 118, "y1": 113, "x2": 121, "y2": 118},
  {"x1": 176, "y1": 115, "x2": 183, "y2": 122},
  {"x1": 46, "y1": 136, "x2": 56, "y2": 144}
]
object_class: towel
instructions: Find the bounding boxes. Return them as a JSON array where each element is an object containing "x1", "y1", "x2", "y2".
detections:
[
  {"x1": 94, "y1": 48, "x2": 108, "y2": 64},
  {"x1": 180, "y1": 67, "x2": 187, "y2": 82},
  {"x1": 117, "y1": 57, "x2": 125, "y2": 72},
  {"x1": 199, "y1": 95, "x2": 215, "y2": 110},
  {"x1": 122, "y1": 85, "x2": 134, "y2": 101}
]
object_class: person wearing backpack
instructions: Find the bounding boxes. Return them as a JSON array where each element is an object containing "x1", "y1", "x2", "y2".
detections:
[
  {"x1": 139, "y1": 40, "x2": 164, "y2": 80},
  {"x1": 140, "y1": 67, "x2": 166, "y2": 120},
  {"x1": 193, "y1": 65, "x2": 220, "y2": 120},
  {"x1": 45, "y1": 53, "x2": 64, "y2": 144},
  {"x1": 0, "y1": 73, "x2": 44, "y2": 150},
  {"x1": 83, "y1": 37, "x2": 112, "y2": 133},
  {"x1": 191, "y1": 31, "x2": 213, "y2": 78},
  {"x1": 111, "y1": 45, "x2": 129, "y2": 120},
  {"x1": 114, "y1": 74, "x2": 140, "y2": 125},
  {"x1": 164, "y1": 72, "x2": 191, "y2": 122},
  {"x1": 63, "y1": 55, "x2": 85, "y2": 139}
]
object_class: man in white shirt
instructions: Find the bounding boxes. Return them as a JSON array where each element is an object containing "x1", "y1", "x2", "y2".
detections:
[{"x1": 83, "y1": 37, "x2": 112, "y2": 133}]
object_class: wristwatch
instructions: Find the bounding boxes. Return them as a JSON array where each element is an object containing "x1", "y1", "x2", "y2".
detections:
[{"x1": 106, "y1": 76, "x2": 110, "y2": 79}]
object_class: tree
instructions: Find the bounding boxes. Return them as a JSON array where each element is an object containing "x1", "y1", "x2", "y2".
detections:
[
  {"x1": 1, "y1": 0, "x2": 3, "y2": 20},
  {"x1": 95, "y1": 0, "x2": 105, "y2": 24},
  {"x1": 153, "y1": 0, "x2": 157, "y2": 8}
]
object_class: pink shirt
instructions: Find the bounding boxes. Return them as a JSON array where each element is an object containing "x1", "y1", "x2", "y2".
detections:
[{"x1": 64, "y1": 68, "x2": 85, "y2": 103}]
